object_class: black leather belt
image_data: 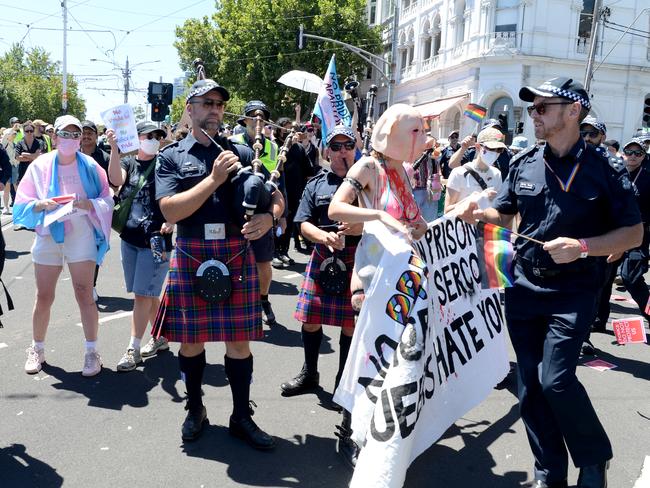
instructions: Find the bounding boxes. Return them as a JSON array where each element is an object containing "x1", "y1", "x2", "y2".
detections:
[
  {"x1": 517, "y1": 260, "x2": 590, "y2": 279},
  {"x1": 176, "y1": 223, "x2": 241, "y2": 239}
]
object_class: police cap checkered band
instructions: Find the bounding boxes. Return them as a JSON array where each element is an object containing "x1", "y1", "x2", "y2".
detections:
[
  {"x1": 326, "y1": 125, "x2": 356, "y2": 145},
  {"x1": 623, "y1": 137, "x2": 646, "y2": 149},
  {"x1": 580, "y1": 116, "x2": 606, "y2": 134},
  {"x1": 519, "y1": 77, "x2": 591, "y2": 110},
  {"x1": 186, "y1": 79, "x2": 230, "y2": 103}
]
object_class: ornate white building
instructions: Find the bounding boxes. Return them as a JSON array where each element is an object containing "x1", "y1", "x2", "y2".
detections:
[{"x1": 363, "y1": 0, "x2": 650, "y2": 143}]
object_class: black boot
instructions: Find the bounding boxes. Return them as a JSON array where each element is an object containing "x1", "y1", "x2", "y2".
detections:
[
  {"x1": 335, "y1": 409, "x2": 360, "y2": 469},
  {"x1": 179, "y1": 350, "x2": 208, "y2": 441},
  {"x1": 225, "y1": 355, "x2": 275, "y2": 450},
  {"x1": 280, "y1": 326, "x2": 322, "y2": 396},
  {"x1": 577, "y1": 461, "x2": 609, "y2": 488}
]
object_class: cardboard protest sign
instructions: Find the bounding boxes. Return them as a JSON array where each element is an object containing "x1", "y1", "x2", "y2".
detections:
[
  {"x1": 100, "y1": 104, "x2": 138, "y2": 154},
  {"x1": 334, "y1": 216, "x2": 509, "y2": 488},
  {"x1": 612, "y1": 316, "x2": 647, "y2": 344}
]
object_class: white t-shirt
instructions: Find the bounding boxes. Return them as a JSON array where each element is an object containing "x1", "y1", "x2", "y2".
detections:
[{"x1": 446, "y1": 160, "x2": 502, "y2": 209}]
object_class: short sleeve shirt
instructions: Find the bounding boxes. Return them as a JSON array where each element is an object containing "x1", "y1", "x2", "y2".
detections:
[
  {"x1": 294, "y1": 169, "x2": 342, "y2": 227},
  {"x1": 446, "y1": 160, "x2": 502, "y2": 207},
  {"x1": 155, "y1": 132, "x2": 253, "y2": 227},
  {"x1": 493, "y1": 140, "x2": 641, "y2": 270},
  {"x1": 15, "y1": 139, "x2": 45, "y2": 159}
]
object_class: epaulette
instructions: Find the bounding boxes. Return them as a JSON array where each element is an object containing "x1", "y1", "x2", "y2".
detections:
[
  {"x1": 510, "y1": 143, "x2": 540, "y2": 166},
  {"x1": 305, "y1": 167, "x2": 329, "y2": 186},
  {"x1": 159, "y1": 140, "x2": 180, "y2": 154}
]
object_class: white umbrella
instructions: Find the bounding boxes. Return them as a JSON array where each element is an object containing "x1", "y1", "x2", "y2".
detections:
[{"x1": 277, "y1": 70, "x2": 323, "y2": 94}]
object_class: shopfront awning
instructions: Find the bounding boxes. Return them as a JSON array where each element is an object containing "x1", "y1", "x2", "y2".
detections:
[{"x1": 416, "y1": 94, "x2": 469, "y2": 118}]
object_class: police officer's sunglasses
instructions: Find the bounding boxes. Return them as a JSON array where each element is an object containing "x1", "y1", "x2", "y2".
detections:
[
  {"x1": 56, "y1": 130, "x2": 82, "y2": 139},
  {"x1": 526, "y1": 101, "x2": 573, "y2": 116},
  {"x1": 329, "y1": 141, "x2": 356, "y2": 152},
  {"x1": 624, "y1": 149, "x2": 645, "y2": 157},
  {"x1": 189, "y1": 99, "x2": 227, "y2": 109},
  {"x1": 580, "y1": 130, "x2": 600, "y2": 138}
]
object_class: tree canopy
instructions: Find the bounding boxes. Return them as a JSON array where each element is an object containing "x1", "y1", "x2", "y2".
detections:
[
  {"x1": 0, "y1": 43, "x2": 86, "y2": 126},
  {"x1": 173, "y1": 0, "x2": 382, "y2": 123}
]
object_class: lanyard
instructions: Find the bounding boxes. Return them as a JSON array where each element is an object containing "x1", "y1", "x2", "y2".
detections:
[
  {"x1": 630, "y1": 167, "x2": 642, "y2": 185},
  {"x1": 543, "y1": 158, "x2": 581, "y2": 192}
]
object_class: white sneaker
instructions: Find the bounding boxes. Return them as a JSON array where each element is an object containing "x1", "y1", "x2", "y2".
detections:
[
  {"x1": 82, "y1": 350, "x2": 102, "y2": 377},
  {"x1": 140, "y1": 336, "x2": 169, "y2": 357},
  {"x1": 25, "y1": 346, "x2": 45, "y2": 374},
  {"x1": 92, "y1": 288, "x2": 99, "y2": 302},
  {"x1": 116, "y1": 348, "x2": 142, "y2": 372},
  {"x1": 2, "y1": 208, "x2": 11, "y2": 215}
]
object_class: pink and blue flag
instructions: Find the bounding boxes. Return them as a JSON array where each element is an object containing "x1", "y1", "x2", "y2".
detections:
[{"x1": 312, "y1": 54, "x2": 352, "y2": 145}]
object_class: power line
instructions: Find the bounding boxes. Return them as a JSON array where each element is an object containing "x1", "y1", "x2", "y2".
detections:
[
  {"x1": 604, "y1": 19, "x2": 650, "y2": 35},
  {"x1": 604, "y1": 23, "x2": 650, "y2": 40}
]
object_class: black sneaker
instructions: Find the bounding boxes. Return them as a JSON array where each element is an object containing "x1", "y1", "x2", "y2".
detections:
[
  {"x1": 261, "y1": 300, "x2": 276, "y2": 325},
  {"x1": 280, "y1": 368, "x2": 320, "y2": 396},
  {"x1": 581, "y1": 340, "x2": 596, "y2": 356},
  {"x1": 229, "y1": 415, "x2": 275, "y2": 450},
  {"x1": 271, "y1": 254, "x2": 285, "y2": 269},
  {"x1": 181, "y1": 405, "x2": 208, "y2": 442},
  {"x1": 279, "y1": 253, "x2": 295, "y2": 265}
]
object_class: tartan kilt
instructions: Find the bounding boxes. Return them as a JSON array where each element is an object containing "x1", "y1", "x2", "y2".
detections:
[
  {"x1": 294, "y1": 242, "x2": 357, "y2": 328},
  {"x1": 152, "y1": 236, "x2": 262, "y2": 343}
]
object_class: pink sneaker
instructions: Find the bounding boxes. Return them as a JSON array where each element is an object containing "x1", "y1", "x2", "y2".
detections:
[
  {"x1": 25, "y1": 346, "x2": 45, "y2": 374},
  {"x1": 82, "y1": 350, "x2": 102, "y2": 377}
]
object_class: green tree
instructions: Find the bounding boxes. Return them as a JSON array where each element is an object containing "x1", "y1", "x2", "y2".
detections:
[
  {"x1": 173, "y1": 0, "x2": 381, "y2": 121},
  {"x1": 0, "y1": 43, "x2": 86, "y2": 125}
]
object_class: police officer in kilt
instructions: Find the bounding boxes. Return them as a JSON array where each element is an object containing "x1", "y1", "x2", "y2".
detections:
[
  {"x1": 280, "y1": 125, "x2": 362, "y2": 397},
  {"x1": 153, "y1": 79, "x2": 280, "y2": 449},
  {"x1": 457, "y1": 77, "x2": 642, "y2": 488}
]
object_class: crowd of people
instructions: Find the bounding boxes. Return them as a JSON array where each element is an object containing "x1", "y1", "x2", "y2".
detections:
[{"x1": 1, "y1": 73, "x2": 649, "y2": 488}]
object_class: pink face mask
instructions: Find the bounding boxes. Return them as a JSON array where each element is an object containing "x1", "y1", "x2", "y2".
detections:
[{"x1": 57, "y1": 137, "x2": 80, "y2": 157}]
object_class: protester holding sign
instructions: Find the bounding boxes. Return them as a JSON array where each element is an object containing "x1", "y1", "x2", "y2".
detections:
[
  {"x1": 14, "y1": 115, "x2": 113, "y2": 377},
  {"x1": 456, "y1": 77, "x2": 642, "y2": 488},
  {"x1": 328, "y1": 103, "x2": 430, "y2": 467}
]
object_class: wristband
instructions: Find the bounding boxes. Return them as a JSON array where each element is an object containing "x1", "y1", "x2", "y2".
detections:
[
  {"x1": 266, "y1": 210, "x2": 278, "y2": 228},
  {"x1": 578, "y1": 238, "x2": 589, "y2": 259}
]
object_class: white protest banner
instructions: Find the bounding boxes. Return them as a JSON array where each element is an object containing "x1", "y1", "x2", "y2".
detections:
[
  {"x1": 100, "y1": 104, "x2": 138, "y2": 153},
  {"x1": 334, "y1": 216, "x2": 510, "y2": 488}
]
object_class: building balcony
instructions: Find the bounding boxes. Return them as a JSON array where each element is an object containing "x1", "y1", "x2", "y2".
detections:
[
  {"x1": 401, "y1": 1, "x2": 418, "y2": 19},
  {"x1": 490, "y1": 30, "x2": 518, "y2": 50},
  {"x1": 400, "y1": 64, "x2": 416, "y2": 81},
  {"x1": 420, "y1": 55, "x2": 440, "y2": 73},
  {"x1": 576, "y1": 36, "x2": 590, "y2": 54}
]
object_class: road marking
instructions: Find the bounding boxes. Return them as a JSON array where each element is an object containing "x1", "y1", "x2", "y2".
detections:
[
  {"x1": 76, "y1": 311, "x2": 132, "y2": 327},
  {"x1": 283, "y1": 272, "x2": 303, "y2": 280},
  {"x1": 633, "y1": 456, "x2": 650, "y2": 488}
]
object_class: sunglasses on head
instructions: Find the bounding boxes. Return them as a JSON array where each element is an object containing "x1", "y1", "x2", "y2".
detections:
[
  {"x1": 580, "y1": 130, "x2": 600, "y2": 139},
  {"x1": 526, "y1": 101, "x2": 573, "y2": 116},
  {"x1": 56, "y1": 130, "x2": 81, "y2": 140},
  {"x1": 624, "y1": 149, "x2": 644, "y2": 157},
  {"x1": 329, "y1": 141, "x2": 355, "y2": 152},
  {"x1": 189, "y1": 98, "x2": 227, "y2": 109}
]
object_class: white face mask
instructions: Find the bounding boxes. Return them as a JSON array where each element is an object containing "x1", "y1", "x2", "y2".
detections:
[
  {"x1": 139, "y1": 138, "x2": 160, "y2": 155},
  {"x1": 481, "y1": 148, "x2": 499, "y2": 166}
]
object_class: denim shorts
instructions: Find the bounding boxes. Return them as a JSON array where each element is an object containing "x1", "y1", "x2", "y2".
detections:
[
  {"x1": 121, "y1": 239, "x2": 170, "y2": 297},
  {"x1": 10, "y1": 165, "x2": 18, "y2": 184}
]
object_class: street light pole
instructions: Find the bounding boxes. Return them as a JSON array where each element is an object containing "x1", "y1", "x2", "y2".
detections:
[
  {"x1": 61, "y1": 0, "x2": 68, "y2": 113},
  {"x1": 123, "y1": 57, "x2": 130, "y2": 103}
]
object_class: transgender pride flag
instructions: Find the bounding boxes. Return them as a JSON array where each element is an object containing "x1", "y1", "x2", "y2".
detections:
[{"x1": 312, "y1": 54, "x2": 352, "y2": 145}]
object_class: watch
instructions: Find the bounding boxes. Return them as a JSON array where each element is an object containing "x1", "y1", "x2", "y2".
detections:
[
  {"x1": 578, "y1": 238, "x2": 589, "y2": 259},
  {"x1": 267, "y1": 211, "x2": 278, "y2": 227}
]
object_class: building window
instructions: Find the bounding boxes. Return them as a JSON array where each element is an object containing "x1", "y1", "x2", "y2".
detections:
[
  {"x1": 421, "y1": 20, "x2": 432, "y2": 60},
  {"x1": 433, "y1": 14, "x2": 442, "y2": 56},
  {"x1": 490, "y1": 96, "x2": 514, "y2": 133},
  {"x1": 578, "y1": 0, "x2": 596, "y2": 39},
  {"x1": 369, "y1": 1, "x2": 377, "y2": 24},
  {"x1": 456, "y1": 0, "x2": 466, "y2": 45},
  {"x1": 379, "y1": 102, "x2": 388, "y2": 118}
]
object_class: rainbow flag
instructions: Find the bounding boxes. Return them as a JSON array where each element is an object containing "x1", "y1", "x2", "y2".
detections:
[
  {"x1": 464, "y1": 103, "x2": 487, "y2": 123},
  {"x1": 476, "y1": 221, "x2": 515, "y2": 289}
]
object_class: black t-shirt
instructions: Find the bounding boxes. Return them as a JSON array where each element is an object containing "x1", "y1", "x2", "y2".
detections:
[
  {"x1": 284, "y1": 143, "x2": 317, "y2": 210},
  {"x1": 15, "y1": 139, "x2": 45, "y2": 159},
  {"x1": 0, "y1": 146, "x2": 10, "y2": 184},
  {"x1": 155, "y1": 132, "x2": 254, "y2": 227},
  {"x1": 89, "y1": 146, "x2": 110, "y2": 176},
  {"x1": 117, "y1": 155, "x2": 169, "y2": 249}
]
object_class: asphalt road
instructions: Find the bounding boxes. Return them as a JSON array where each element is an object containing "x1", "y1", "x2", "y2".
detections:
[{"x1": 0, "y1": 214, "x2": 648, "y2": 488}]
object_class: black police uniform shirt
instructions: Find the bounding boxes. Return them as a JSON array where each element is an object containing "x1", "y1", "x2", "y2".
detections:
[
  {"x1": 594, "y1": 144, "x2": 625, "y2": 174},
  {"x1": 117, "y1": 155, "x2": 170, "y2": 250},
  {"x1": 439, "y1": 144, "x2": 460, "y2": 178},
  {"x1": 628, "y1": 164, "x2": 650, "y2": 228},
  {"x1": 155, "y1": 132, "x2": 254, "y2": 228},
  {"x1": 493, "y1": 139, "x2": 641, "y2": 272}
]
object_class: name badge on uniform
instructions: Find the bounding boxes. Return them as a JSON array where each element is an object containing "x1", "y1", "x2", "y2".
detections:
[
  {"x1": 519, "y1": 182, "x2": 536, "y2": 191},
  {"x1": 205, "y1": 223, "x2": 226, "y2": 240}
]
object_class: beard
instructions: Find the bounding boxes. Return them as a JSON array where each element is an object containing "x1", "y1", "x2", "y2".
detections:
[{"x1": 198, "y1": 117, "x2": 222, "y2": 133}]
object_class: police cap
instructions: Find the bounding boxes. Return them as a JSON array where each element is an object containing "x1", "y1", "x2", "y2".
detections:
[
  {"x1": 519, "y1": 77, "x2": 591, "y2": 110},
  {"x1": 326, "y1": 125, "x2": 356, "y2": 145},
  {"x1": 580, "y1": 115, "x2": 606, "y2": 134},
  {"x1": 186, "y1": 79, "x2": 230, "y2": 103}
]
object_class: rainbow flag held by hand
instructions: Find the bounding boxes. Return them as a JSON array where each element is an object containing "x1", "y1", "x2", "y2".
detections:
[
  {"x1": 464, "y1": 103, "x2": 487, "y2": 123},
  {"x1": 476, "y1": 221, "x2": 515, "y2": 289}
]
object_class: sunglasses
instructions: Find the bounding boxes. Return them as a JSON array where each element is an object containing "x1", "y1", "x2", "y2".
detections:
[
  {"x1": 624, "y1": 149, "x2": 645, "y2": 157},
  {"x1": 24, "y1": 129, "x2": 34, "y2": 133},
  {"x1": 526, "y1": 101, "x2": 573, "y2": 116},
  {"x1": 481, "y1": 145, "x2": 504, "y2": 154},
  {"x1": 306, "y1": 128, "x2": 314, "y2": 133},
  {"x1": 329, "y1": 141, "x2": 355, "y2": 152},
  {"x1": 580, "y1": 130, "x2": 600, "y2": 138},
  {"x1": 189, "y1": 99, "x2": 227, "y2": 109},
  {"x1": 56, "y1": 130, "x2": 81, "y2": 139},
  {"x1": 145, "y1": 133, "x2": 162, "y2": 140}
]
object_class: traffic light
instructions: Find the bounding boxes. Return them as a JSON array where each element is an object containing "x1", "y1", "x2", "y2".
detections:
[
  {"x1": 296, "y1": 24, "x2": 307, "y2": 50},
  {"x1": 147, "y1": 82, "x2": 174, "y2": 105},
  {"x1": 516, "y1": 122, "x2": 524, "y2": 134},
  {"x1": 643, "y1": 96, "x2": 650, "y2": 128},
  {"x1": 497, "y1": 113, "x2": 509, "y2": 135},
  {"x1": 151, "y1": 101, "x2": 169, "y2": 122}
]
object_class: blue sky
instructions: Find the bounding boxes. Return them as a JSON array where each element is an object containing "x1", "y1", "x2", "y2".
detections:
[{"x1": 0, "y1": 0, "x2": 215, "y2": 122}]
